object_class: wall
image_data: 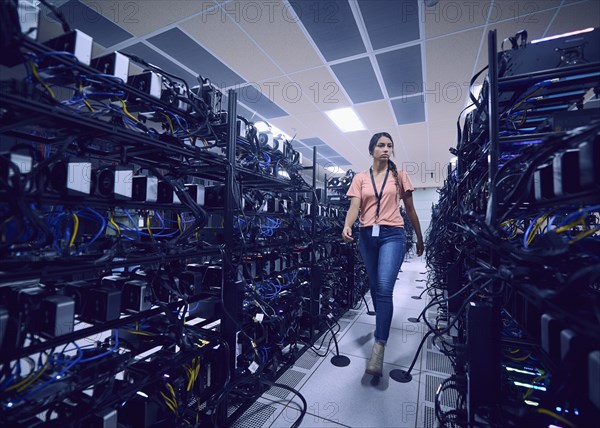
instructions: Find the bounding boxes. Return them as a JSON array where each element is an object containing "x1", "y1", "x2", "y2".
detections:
[{"x1": 407, "y1": 187, "x2": 440, "y2": 239}]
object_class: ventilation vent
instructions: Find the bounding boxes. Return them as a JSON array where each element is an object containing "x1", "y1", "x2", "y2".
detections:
[
  {"x1": 294, "y1": 350, "x2": 321, "y2": 370},
  {"x1": 425, "y1": 351, "x2": 453, "y2": 374},
  {"x1": 424, "y1": 374, "x2": 459, "y2": 408},
  {"x1": 423, "y1": 405, "x2": 436, "y2": 428},
  {"x1": 227, "y1": 403, "x2": 241, "y2": 417},
  {"x1": 231, "y1": 402, "x2": 276, "y2": 428},
  {"x1": 265, "y1": 369, "x2": 305, "y2": 400}
]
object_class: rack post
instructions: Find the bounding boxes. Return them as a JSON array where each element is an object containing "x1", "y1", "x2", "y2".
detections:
[
  {"x1": 218, "y1": 89, "x2": 239, "y2": 424},
  {"x1": 486, "y1": 29, "x2": 499, "y2": 226}
]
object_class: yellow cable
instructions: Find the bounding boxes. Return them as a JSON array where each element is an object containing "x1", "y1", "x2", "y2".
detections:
[
  {"x1": 7, "y1": 361, "x2": 49, "y2": 392},
  {"x1": 126, "y1": 330, "x2": 154, "y2": 336},
  {"x1": 161, "y1": 392, "x2": 177, "y2": 414},
  {"x1": 78, "y1": 82, "x2": 94, "y2": 111},
  {"x1": 110, "y1": 214, "x2": 121, "y2": 236},
  {"x1": 30, "y1": 62, "x2": 55, "y2": 99},
  {"x1": 166, "y1": 383, "x2": 178, "y2": 408},
  {"x1": 569, "y1": 228, "x2": 598, "y2": 244},
  {"x1": 83, "y1": 99, "x2": 95, "y2": 112},
  {"x1": 537, "y1": 408, "x2": 576, "y2": 428},
  {"x1": 509, "y1": 353, "x2": 531, "y2": 361},
  {"x1": 16, "y1": 362, "x2": 48, "y2": 392},
  {"x1": 146, "y1": 214, "x2": 153, "y2": 238},
  {"x1": 503, "y1": 87, "x2": 543, "y2": 123},
  {"x1": 177, "y1": 214, "x2": 183, "y2": 233},
  {"x1": 160, "y1": 112, "x2": 174, "y2": 135},
  {"x1": 69, "y1": 212, "x2": 79, "y2": 247},
  {"x1": 526, "y1": 214, "x2": 547, "y2": 246},
  {"x1": 555, "y1": 218, "x2": 584, "y2": 234},
  {"x1": 117, "y1": 98, "x2": 139, "y2": 122}
]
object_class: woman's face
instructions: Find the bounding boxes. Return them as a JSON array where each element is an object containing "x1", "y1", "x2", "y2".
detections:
[{"x1": 372, "y1": 135, "x2": 394, "y2": 161}]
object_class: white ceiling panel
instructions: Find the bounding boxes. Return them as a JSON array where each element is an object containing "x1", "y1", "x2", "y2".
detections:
[
  {"x1": 45, "y1": 0, "x2": 597, "y2": 188},
  {"x1": 546, "y1": 1, "x2": 600, "y2": 35}
]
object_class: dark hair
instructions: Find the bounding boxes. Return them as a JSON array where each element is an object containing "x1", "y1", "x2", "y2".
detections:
[{"x1": 369, "y1": 132, "x2": 401, "y2": 200}]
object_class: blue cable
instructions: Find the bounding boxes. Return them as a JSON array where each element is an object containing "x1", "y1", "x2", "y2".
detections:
[
  {"x1": 120, "y1": 209, "x2": 141, "y2": 240},
  {"x1": 259, "y1": 151, "x2": 271, "y2": 168},
  {"x1": 558, "y1": 205, "x2": 600, "y2": 228},
  {"x1": 79, "y1": 207, "x2": 107, "y2": 251},
  {"x1": 523, "y1": 212, "x2": 546, "y2": 248},
  {"x1": 14, "y1": 342, "x2": 82, "y2": 404},
  {"x1": 78, "y1": 329, "x2": 119, "y2": 363}
]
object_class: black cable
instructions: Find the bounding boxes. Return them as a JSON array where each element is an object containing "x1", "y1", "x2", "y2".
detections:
[
  {"x1": 38, "y1": 0, "x2": 71, "y2": 33},
  {"x1": 259, "y1": 380, "x2": 307, "y2": 428}
]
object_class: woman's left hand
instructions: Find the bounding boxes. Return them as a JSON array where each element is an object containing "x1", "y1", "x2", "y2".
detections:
[{"x1": 416, "y1": 239, "x2": 424, "y2": 257}]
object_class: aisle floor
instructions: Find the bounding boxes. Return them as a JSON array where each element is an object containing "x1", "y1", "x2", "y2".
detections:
[{"x1": 232, "y1": 257, "x2": 449, "y2": 428}]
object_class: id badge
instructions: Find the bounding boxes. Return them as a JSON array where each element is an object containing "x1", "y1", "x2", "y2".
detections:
[{"x1": 372, "y1": 224, "x2": 380, "y2": 237}]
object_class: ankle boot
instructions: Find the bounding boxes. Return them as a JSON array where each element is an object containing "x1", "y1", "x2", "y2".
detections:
[{"x1": 366, "y1": 341, "x2": 385, "y2": 377}]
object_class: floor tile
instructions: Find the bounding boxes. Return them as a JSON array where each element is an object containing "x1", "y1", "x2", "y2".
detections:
[
  {"x1": 232, "y1": 397, "x2": 288, "y2": 428},
  {"x1": 273, "y1": 351, "x2": 421, "y2": 428},
  {"x1": 251, "y1": 259, "x2": 434, "y2": 428},
  {"x1": 354, "y1": 307, "x2": 425, "y2": 329},
  {"x1": 337, "y1": 321, "x2": 427, "y2": 369}
]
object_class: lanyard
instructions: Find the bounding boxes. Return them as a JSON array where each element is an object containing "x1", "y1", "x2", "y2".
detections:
[{"x1": 369, "y1": 167, "x2": 389, "y2": 222}]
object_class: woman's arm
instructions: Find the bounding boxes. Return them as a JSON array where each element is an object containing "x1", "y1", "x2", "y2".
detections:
[
  {"x1": 342, "y1": 196, "x2": 361, "y2": 242},
  {"x1": 403, "y1": 192, "x2": 424, "y2": 256}
]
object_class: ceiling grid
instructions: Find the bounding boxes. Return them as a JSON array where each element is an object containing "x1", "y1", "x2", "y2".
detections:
[{"x1": 46, "y1": 0, "x2": 599, "y2": 186}]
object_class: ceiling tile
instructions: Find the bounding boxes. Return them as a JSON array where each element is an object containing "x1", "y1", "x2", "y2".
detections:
[
  {"x1": 237, "y1": 84, "x2": 289, "y2": 119},
  {"x1": 490, "y1": 9, "x2": 556, "y2": 50},
  {"x1": 330, "y1": 58, "x2": 384, "y2": 104},
  {"x1": 425, "y1": 27, "x2": 483, "y2": 123},
  {"x1": 354, "y1": 101, "x2": 397, "y2": 132},
  {"x1": 327, "y1": 156, "x2": 351, "y2": 166},
  {"x1": 120, "y1": 42, "x2": 197, "y2": 87},
  {"x1": 81, "y1": 0, "x2": 220, "y2": 37},
  {"x1": 268, "y1": 116, "x2": 305, "y2": 139},
  {"x1": 344, "y1": 130, "x2": 372, "y2": 146},
  {"x1": 289, "y1": 0, "x2": 366, "y2": 61},
  {"x1": 226, "y1": 1, "x2": 323, "y2": 73},
  {"x1": 391, "y1": 96, "x2": 426, "y2": 125},
  {"x1": 294, "y1": 145, "x2": 319, "y2": 163},
  {"x1": 252, "y1": 75, "x2": 322, "y2": 117},
  {"x1": 179, "y1": 12, "x2": 281, "y2": 82},
  {"x1": 287, "y1": 67, "x2": 351, "y2": 110},
  {"x1": 317, "y1": 145, "x2": 343, "y2": 158},
  {"x1": 293, "y1": 111, "x2": 344, "y2": 139},
  {"x1": 301, "y1": 137, "x2": 327, "y2": 147},
  {"x1": 358, "y1": 0, "x2": 420, "y2": 49},
  {"x1": 423, "y1": 0, "x2": 488, "y2": 39},
  {"x1": 491, "y1": 0, "x2": 563, "y2": 30},
  {"x1": 55, "y1": 0, "x2": 132, "y2": 47},
  {"x1": 147, "y1": 28, "x2": 245, "y2": 88},
  {"x1": 546, "y1": 1, "x2": 600, "y2": 36},
  {"x1": 376, "y1": 45, "x2": 423, "y2": 97}
]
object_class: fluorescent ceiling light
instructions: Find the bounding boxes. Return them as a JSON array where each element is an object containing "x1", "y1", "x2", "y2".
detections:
[
  {"x1": 326, "y1": 165, "x2": 346, "y2": 174},
  {"x1": 531, "y1": 27, "x2": 594, "y2": 44},
  {"x1": 325, "y1": 108, "x2": 366, "y2": 132}
]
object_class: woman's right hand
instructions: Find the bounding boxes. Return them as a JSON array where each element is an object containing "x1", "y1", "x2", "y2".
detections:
[{"x1": 341, "y1": 226, "x2": 354, "y2": 242}]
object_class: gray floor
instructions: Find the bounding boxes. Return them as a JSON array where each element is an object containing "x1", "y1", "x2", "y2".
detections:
[{"x1": 232, "y1": 257, "x2": 450, "y2": 428}]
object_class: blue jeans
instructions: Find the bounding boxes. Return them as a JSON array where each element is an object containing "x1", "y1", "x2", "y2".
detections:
[{"x1": 359, "y1": 226, "x2": 406, "y2": 343}]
